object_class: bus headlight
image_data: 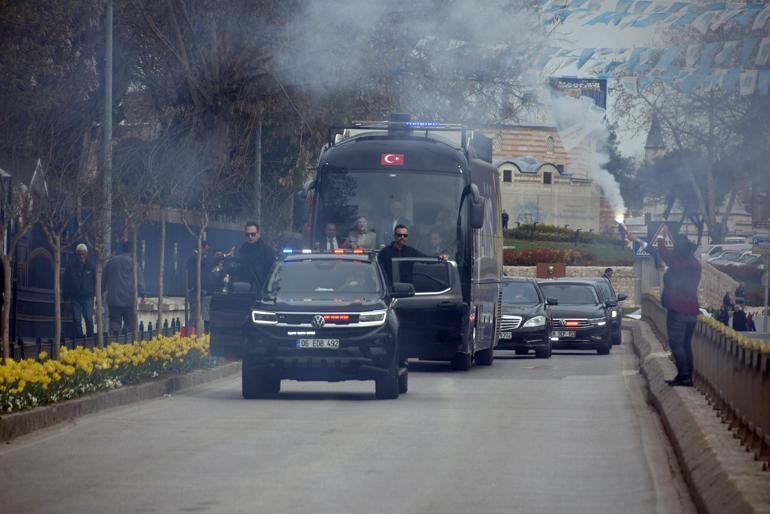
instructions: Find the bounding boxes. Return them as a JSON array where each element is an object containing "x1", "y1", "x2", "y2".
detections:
[{"x1": 523, "y1": 315, "x2": 546, "y2": 328}]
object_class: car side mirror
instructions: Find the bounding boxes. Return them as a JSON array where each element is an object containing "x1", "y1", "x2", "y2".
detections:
[
  {"x1": 391, "y1": 282, "x2": 415, "y2": 298},
  {"x1": 617, "y1": 294, "x2": 627, "y2": 302},
  {"x1": 546, "y1": 297, "x2": 558, "y2": 306},
  {"x1": 605, "y1": 300, "x2": 618, "y2": 308}
]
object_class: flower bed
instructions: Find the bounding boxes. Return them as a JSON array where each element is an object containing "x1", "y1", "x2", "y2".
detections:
[{"x1": 0, "y1": 334, "x2": 215, "y2": 413}]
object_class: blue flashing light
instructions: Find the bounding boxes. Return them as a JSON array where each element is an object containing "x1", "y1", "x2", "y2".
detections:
[
  {"x1": 282, "y1": 248, "x2": 293, "y2": 254},
  {"x1": 405, "y1": 121, "x2": 440, "y2": 127}
]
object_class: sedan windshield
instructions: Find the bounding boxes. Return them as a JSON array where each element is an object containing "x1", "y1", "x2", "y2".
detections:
[
  {"x1": 539, "y1": 283, "x2": 598, "y2": 304},
  {"x1": 502, "y1": 282, "x2": 540, "y2": 304},
  {"x1": 266, "y1": 259, "x2": 382, "y2": 296}
]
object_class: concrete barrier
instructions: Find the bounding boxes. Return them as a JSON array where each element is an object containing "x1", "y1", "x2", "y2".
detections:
[
  {"x1": 0, "y1": 361, "x2": 241, "y2": 442},
  {"x1": 627, "y1": 319, "x2": 770, "y2": 513}
]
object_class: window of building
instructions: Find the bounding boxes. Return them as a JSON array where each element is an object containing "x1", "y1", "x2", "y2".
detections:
[
  {"x1": 543, "y1": 171, "x2": 552, "y2": 185},
  {"x1": 503, "y1": 169, "x2": 512, "y2": 182},
  {"x1": 546, "y1": 136, "x2": 555, "y2": 153}
]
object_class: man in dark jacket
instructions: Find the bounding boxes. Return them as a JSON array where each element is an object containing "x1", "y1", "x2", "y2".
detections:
[
  {"x1": 238, "y1": 221, "x2": 275, "y2": 291},
  {"x1": 378, "y1": 224, "x2": 446, "y2": 286},
  {"x1": 627, "y1": 230, "x2": 701, "y2": 387},
  {"x1": 103, "y1": 241, "x2": 145, "y2": 335},
  {"x1": 63, "y1": 243, "x2": 96, "y2": 338}
]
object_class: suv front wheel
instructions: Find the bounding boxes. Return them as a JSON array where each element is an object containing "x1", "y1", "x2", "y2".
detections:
[{"x1": 376, "y1": 355, "x2": 400, "y2": 399}]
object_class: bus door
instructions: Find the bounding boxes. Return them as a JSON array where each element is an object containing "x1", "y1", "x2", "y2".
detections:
[{"x1": 390, "y1": 258, "x2": 467, "y2": 360}]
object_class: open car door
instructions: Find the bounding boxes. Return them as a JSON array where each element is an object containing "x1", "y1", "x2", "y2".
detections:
[
  {"x1": 209, "y1": 282, "x2": 259, "y2": 359},
  {"x1": 390, "y1": 258, "x2": 468, "y2": 361}
]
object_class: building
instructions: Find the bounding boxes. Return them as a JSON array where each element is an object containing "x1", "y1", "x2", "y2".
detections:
[{"x1": 485, "y1": 125, "x2": 604, "y2": 232}]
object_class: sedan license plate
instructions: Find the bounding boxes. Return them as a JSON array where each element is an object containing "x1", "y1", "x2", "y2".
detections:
[
  {"x1": 499, "y1": 332, "x2": 512, "y2": 339},
  {"x1": 553, "y1": 330, "x2": 576, "y2": 338},
  {"x1": 297, "y1": 338, "x2": 340, "y2": 349}
]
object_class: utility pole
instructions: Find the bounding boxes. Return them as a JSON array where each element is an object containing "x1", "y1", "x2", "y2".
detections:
[
  {"x1": 103, "y1": 0, "x2": 113, "y2": 257},
  {"x1": 254, "y1": 120, "x2": 262, "y2": 226}
]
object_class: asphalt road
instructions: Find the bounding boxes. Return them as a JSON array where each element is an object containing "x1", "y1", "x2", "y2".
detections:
[{"x1": 1, "y1": 332, "x2": 694, "y2": 514}]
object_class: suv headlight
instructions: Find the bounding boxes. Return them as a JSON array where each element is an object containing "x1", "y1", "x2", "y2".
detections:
[
  {"x1": 358, "y1": 310, "x2": 387, "y2": 325},
  {"x1": 611, "y1": 310, "x2": 618, "y2": 318},
  {"x1": 252, "y1": 310, "x2": 278, "y2": 325},
  {"x1": 522, "y1": 315, "x2": 546, "y2": 328},
  {"x1": 589, "y1": 317, "x2": 607, "y2": 326}
]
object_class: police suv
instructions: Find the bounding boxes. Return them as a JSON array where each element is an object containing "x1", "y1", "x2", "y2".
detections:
[{"x1": 210, "y1": 249, "x2": 413, "y2": 399}]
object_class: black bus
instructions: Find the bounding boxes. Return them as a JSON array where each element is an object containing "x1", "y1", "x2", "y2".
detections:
[{"x1": 296, "y1": 115, "x2": 503, "y2": 370}]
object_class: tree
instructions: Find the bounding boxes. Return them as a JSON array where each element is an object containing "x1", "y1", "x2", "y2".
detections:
[{"x1": 0, "y1": 172, "x2": 37, "y2": 361}]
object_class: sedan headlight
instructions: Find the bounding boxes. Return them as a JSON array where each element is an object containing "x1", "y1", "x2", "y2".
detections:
[
  {"x1": 358, "y1": 310, "x2": 387, "y2": 325},
  {"x1": 252, "y1": 310, "x2": 278, "y2": 325},
  {"x1": 522, "y1": 315, "x2": 546, "y2": 328},
  {"x1": 589, "y1": 317, "x2": 607, "y2": 326}
]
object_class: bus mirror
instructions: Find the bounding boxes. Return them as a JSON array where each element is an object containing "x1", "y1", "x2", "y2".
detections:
[{"x1": 470, "y1": 199, "x2": 485, "y2": 229}]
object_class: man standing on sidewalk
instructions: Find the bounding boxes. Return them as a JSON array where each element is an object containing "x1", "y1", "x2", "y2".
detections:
[
  {"x1": 103, "y1": 241, "x2": 145, "y2": 335},
  {"x1": 63, "y1": 243, "x2": 96, "y2": 338},
  {"x1": 627, "y1": 229, "x2": 701, "y2": 387}
]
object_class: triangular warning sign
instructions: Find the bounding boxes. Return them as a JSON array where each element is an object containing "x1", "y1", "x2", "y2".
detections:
[{"x1": 652, "y1": 223, "x2": 675, "y2": 248}]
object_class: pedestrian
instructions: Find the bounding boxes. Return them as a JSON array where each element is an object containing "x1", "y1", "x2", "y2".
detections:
[
  {"x1": 103, "y1": 241, "x2": 145, "y2": 336},
  {"x1": 732, "y1": 305, "x2": 747, "y2": 331},
  {"x1": 501, "y1": 210, "x2": 509, "y2": 231},
  {"x1": 717, "y1": 306, "x2": 730, "y2": 326},
  {"x1": 735, "y1": 283, "x2": 746, "y2": 306},
  {"x1": 238, "y1": 221, "x2": 275, "y2": 291},
  {"x1": 627, "y1": 230, "x2": 701, "y2": 387},
  {"x1": 747, "y1": 313, "x2": 756, "y2": 332},
  {"x1": 63, "y1": 243, "x2": 96, "y2": 338},
  {"x1": 722, "y1": 291, "x2": 733, "y2": 310},
  {"x1": 377, "y1": 224, "x2": 446, "y2": 286},
  {"x1": 602, "y1": 267, "x2": 614, "y2": 283}
]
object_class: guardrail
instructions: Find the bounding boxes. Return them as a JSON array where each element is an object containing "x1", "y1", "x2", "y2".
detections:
[{"x1": 641, "y1": 294, "x2": 770, "y2": 469}]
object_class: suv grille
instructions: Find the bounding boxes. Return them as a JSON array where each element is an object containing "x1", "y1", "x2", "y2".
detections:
[{"x1": 500, "y1": 316, "x2": 522, "y2": 331}]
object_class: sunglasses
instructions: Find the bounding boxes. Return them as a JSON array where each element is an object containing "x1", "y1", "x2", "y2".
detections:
[
  {"x1": 245, "y1": 232, "x2": 258, "y2": 238},
  {"x1": 395, "y1": 233, "x2": 409, "y2": 238}
]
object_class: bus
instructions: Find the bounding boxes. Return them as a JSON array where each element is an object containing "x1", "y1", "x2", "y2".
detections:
[{"x1": 295, "y1": 114, "x2": 503, "y2": 370}]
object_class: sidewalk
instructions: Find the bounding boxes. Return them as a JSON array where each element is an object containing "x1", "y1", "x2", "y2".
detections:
[{"x1": 626, "y1": 319, "x2": 770, "y2": 514}]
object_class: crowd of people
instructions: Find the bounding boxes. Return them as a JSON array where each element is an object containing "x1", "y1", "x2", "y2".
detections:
[{"x1": 712, "y1": 285, "x2": 758, "y2": 332}]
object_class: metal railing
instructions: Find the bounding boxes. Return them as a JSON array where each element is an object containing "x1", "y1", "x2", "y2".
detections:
[
  {"x1": 8, "y1": 318, "x2": 185, "y2": 362},
  {"x1": 641, "y1": 294, "x2": 770, "y2": 469}
]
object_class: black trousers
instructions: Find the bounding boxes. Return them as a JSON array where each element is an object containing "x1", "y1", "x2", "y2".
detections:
[{"x1": 666, "y1": 309, "x2": 697, "y2": 379}]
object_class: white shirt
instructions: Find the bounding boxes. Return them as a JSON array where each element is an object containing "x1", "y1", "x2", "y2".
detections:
[{"x1": 326, "y1": 237, "x2": 338, "y2": 250}]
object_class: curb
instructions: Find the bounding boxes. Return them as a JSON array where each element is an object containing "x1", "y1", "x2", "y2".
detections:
[
  {"x1": 0, "y1": 361, "x2": 242, "y2": 443},
  {"x1": 626, "y1": 320, "x2": 770, "y2": 514}
]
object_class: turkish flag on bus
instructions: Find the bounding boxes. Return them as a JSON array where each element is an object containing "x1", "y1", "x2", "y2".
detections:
[{"x1": 380, "y1": 153, "x2": 405, "y2": 166}]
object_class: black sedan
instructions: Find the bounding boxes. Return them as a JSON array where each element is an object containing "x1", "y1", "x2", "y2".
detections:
[
  {"x1": 581, "y1": 277, "x2": 627, "y2": 345},
  {"x1": 537, "y1": 279, "x2": 613, "y2": 355},
  {"x1": 496, "y1": 277, "x2": 554, "y2": 358}
]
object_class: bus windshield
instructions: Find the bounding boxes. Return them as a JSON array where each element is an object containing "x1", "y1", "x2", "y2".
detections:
[{"x1": 316, "y1": 169, "x2": 466, "y2": 258}]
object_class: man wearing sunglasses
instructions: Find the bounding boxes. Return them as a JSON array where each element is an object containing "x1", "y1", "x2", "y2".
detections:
[
  {"x1": 378, "y1": 224, "x2": 447, "y2": 286},
  {"x1": 237, "y1": 221, "x2": 275, "y2": 291}
]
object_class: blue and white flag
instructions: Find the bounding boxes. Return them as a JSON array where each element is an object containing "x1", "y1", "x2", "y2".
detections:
[
  {"x1": 756, "y1": 37, "x2": 770, "y2": 67},
  {"x1": 753, "y1": 4, "x2": 770, "y2": 31},
  {"x1": 740, "y1": 70, "x2": 758, "y2": 96},
  {"x1": 757, "y1": 70, "x2": 770, "y2": 95}
]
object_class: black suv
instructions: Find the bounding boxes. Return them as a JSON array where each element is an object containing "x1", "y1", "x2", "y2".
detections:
[
  {"x1": 581, "y1": 277, "x2": 627, "y2": 345},
  {"x1": 537, "y1": 279, "x2": 613, "y2": 355},
  {"x1": 497, "y1": 277, "x2": 555, "y2": 358},
  {"x1": 210, "y1": 250, "x2": 413, "y2": 399}
]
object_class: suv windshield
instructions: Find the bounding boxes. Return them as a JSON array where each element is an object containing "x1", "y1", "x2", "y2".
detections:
[
  {"x1": 316, "y1": 169, "x2": 465, "y2": 258},
  {"x1": 502, "y1": 281, "x2": 540, "y2": 304},
  {"x1": 539, "y1": 283, "x2": 598, "y2": 304},
  {"x1": 266, "y1": 259, "x2": 382, "y2": 297}
]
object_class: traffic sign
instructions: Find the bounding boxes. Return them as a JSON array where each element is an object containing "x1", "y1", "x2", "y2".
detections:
[
  {"x1": 753, "y1": 221, "x2": 770, "y2": 255},
  {"x1": 647, "y1": 222, "x2": 679, "y2": 248},
  {"x1": 633, "y1": 237, "x2": 649, "y2": 256}
]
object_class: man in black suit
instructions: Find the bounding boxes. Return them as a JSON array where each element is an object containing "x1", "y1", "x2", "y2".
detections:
[
  {"x1": 319, "y1": 223, "x2": 345, "y2": 250},
  {"x1": 379, "y1": 199, "x2": 412, "y2": 245}
]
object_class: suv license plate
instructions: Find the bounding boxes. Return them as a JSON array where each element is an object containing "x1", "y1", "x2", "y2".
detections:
[
  {"x1": 499, "y1": 332, "x2": 512, "y2": 339},
  {"x1": 297, "y1": 338, "x2": 340, "y2": 349},
  {"x1": 553, "y1": 330, "x2": 576, "y2": 338}
]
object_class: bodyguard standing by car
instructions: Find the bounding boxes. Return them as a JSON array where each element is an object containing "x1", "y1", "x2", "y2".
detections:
[
  {"x1": 238, "y1": 221, "x2": 275, "y2": 291},
  {"x1": 63, "y1": 243, "x2": 96, "y2": 338},
  {"x1": 378, "y1": 224, "x2": 446, "y2": 285}
]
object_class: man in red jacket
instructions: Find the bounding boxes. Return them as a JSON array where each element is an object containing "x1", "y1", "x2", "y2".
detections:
[{"x1": 626, "y1": 230, "x2": 701, "y2": 387}]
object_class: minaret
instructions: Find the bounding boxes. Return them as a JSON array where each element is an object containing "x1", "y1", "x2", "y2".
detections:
[{"x1": 644, "y1": 113, "x2": 665, "y2": 163}]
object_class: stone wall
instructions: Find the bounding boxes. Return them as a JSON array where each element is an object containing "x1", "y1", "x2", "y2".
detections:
[
  {"x1": 504, "y1": 265, "x2": 637, "y2": 307},
  {"x1": 698, "y1": 260, "x2": 739, "y2": 310}
]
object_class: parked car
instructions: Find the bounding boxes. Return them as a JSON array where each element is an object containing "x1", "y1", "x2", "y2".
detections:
[
  {"x1": 703, "y1": 244, "x2": 751, "y2": 261},
  {"x1": 537, "y1": 279, "x2": 613, "y2": 355},
  {"x1": 581, "y1": 277, "x2": 627, "y2": 345},
  {"x1": 709, "y1": 250, "x2": 754, "y2": 266},
  {"x1": 209, "y1": 250, "x2": 413, "y2": 399},
  {"x1": 724, "y1": 236, "x2": 748, "y2": 244},
  {"x1": 496, "y1": 277, "x2": 554, "y2": 358}
]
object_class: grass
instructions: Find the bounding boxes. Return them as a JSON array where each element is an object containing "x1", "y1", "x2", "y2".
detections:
[{"x1": 503, "y1": 239, "x2": 634, "y2": 266}]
